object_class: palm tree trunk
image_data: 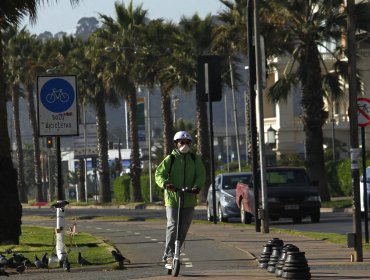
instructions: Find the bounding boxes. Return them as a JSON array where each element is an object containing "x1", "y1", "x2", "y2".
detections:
[
  {"x1": 0, "y1": 29, "x2": 22, "y2": 244},
  {"x1": 25, "y1": 85, "x2": 43, "y2": 202},
  {"x1": 160, "y1": 88, "x2": 174, "y2": 156},
  {"x1": 128, "y1": 88, "x2": 143, "y2": 202},
  {"x1": 12, "y1": 85, "x2": 27, "y2": 203},
  {"x1": 196, "y1": 92, "x2": 210, "y2": 202},
  {"x1": 300, "y1": 43, "x2": 330, "y2": 201},
  {"x1": 95, "y1": 90, "x2": 111, "y2": 203}
]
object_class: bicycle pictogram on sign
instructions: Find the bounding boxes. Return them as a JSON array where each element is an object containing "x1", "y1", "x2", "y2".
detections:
[
  {"x1": 46, "y1": 88, "x2": 70, "y2": 104},
  {"x1": 40, "y1": 78, "x2": 74, "y2": 113}
]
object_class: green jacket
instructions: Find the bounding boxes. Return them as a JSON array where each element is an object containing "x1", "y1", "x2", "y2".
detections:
[{"x1": 155, "y1": 149, "x2": 206, "y2": 208}]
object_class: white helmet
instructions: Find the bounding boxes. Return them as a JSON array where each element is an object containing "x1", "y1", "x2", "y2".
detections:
[{"x1": 173, "y1": 131, "x2": 193, "y2": 143}]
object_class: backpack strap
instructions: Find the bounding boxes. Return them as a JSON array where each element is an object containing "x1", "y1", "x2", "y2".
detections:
[{"x1": 168, "y1": 154, "x2": 175, "y2": 175}]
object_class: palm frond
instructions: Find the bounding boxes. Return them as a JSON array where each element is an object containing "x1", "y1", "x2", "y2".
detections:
[
  {"x1": 322, "y1": 72, "x2": 345, "y2": 103},
  {"x1": 267, "y1": 74, "x2": 297, "y2": 104}
]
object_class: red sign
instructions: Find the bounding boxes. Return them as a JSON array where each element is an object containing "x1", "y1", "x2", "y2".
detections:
[{"x1": 357, "y1": 97, "x2": 370, "y2": 127}]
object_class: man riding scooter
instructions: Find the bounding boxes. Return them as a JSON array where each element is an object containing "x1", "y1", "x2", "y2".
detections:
[{"x1": 155, "y1": 131, "x2": 206, "y2": 269}]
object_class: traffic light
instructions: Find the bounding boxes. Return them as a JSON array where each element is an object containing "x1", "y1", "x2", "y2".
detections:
[{"x1": 46, "y1": 137, "x2": 53, "y2": 148}]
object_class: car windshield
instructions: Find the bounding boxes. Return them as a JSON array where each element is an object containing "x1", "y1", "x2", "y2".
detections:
[
  {"x1": 266, "y1": 170, "x2": 310, "y2": 187},
  {"x1": 222, "y1": 174, "x2": 252, "y2": 190}
]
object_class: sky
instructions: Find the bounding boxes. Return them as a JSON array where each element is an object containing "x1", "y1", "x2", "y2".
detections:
[{"x1": 21, "y1": 0, "x2": 224, "y2": 35}]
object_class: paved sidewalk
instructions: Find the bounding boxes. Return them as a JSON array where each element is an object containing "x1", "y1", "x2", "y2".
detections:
[
  {"x1": 134, "y1": 222, "x2": 370, "y2": 280},
  {"x1": 20, "y1": 205, "x2": 370, "y2": 280}
]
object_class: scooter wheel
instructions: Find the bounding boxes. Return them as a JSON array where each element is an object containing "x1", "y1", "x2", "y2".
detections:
[
  {"x1": 173, "y1": 259, "x2": 180, "y2": 277},
  {"x1": 167, "y1": 269, "x2": 172, "y2": 275}
]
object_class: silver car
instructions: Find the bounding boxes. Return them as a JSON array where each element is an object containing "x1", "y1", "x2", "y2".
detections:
[{"x1": 207, "y1": 172, "x2": 252, "y2": 222}]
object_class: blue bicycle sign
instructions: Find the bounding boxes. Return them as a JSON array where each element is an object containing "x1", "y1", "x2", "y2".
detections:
[{"x1": 40, "y1": 78, "x2": 75, "y2": 113}]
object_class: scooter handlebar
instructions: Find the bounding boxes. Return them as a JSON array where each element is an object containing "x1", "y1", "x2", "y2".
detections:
[{"x1": 178, "y1": 187, "x2": 200, "y2": 194}]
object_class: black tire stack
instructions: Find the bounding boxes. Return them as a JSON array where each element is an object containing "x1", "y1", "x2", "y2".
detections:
[{"x1": 258, "y1": 238, "x2": 311, "y2": 279}]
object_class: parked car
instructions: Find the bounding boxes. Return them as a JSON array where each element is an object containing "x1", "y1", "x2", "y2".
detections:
[
  {"x1": 206, "y1": 172, "x2": 252, "y2": 222},
  {"x1": 360, "y1": 166, "x2": 370, "y2": 213},
  {"x1": 236, "y1": 167, "x2": 321, "y2": 224}
]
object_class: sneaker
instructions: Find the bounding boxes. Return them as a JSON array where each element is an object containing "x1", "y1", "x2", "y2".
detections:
[{"x1": 165, "y1": 256, "x2": 173, "y2": 269}]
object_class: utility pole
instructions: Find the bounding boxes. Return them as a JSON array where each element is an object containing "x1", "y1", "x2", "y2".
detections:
[
  {"x1": 253, "y1": 0, "x2": 269, "y2": 233},
  {"x1": 247, "y1": 0, "x2": 260, "y2": 232},
  {"x1": 347, "y1": 0, "x2": 363, "y2": 262},
  {"x1": 229, "y1": 56, "x2": 242, "y2": 172}
]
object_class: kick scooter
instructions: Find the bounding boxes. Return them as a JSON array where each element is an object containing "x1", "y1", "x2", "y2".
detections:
[
  {"x1": 51, "y1": 200, "x2": 70, "y2": 271},
  {"x1": 166, "y1": 187, "x2": 199, "y2": 277}
]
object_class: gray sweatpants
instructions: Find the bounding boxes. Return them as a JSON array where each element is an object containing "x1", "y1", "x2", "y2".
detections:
[{"x1": 164, "y1": 206, "x2": 194, "y2": 259}]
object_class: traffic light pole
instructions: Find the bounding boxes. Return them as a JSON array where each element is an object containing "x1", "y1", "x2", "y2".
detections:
[{"x1": 204, "y1": 63, "x2": 217, "y2": 225}]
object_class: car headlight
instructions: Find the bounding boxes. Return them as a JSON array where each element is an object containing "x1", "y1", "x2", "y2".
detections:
[
  {"x1": 222, "y1": 193, "x2": 234, "y2": 204},
  {"x1": 306, "y1": 195, "x2": 321, "y2": 202}
]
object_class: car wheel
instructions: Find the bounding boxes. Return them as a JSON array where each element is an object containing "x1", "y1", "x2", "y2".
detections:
[
  {"x1": 207, "y1": 204, "x2": 214, "y2": 222},
  {"x1": 310, "y1": 212, "x2": 320, "y2": 223},
  {"x1": 240, "y1": 201, "x2": 252, "y2": 224},
  {"x1": 218, "y1": 204, "x2": 227, "y2": 222},
  {"x1": 292, "y1": 217, "x2": 302, "y2": 224}
]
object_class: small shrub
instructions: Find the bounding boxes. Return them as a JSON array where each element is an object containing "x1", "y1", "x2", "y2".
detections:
[{"x1": 113, "y1": 175, "x2": 131, "y2": 203}]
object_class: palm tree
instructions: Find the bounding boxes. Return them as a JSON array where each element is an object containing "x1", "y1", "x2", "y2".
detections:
[
  {"x1": 214, "y1": 0, "x2": 249, "y2": 165},
  {"x1": 6, "y1": 27, "x2": 28, "y2": 203},
  {"x1": 214, "y1": 0, "x2": 248, "y2": 54},
  {"x1": 80, "y1": 36, "x2": 113, "y2": 203},
  {"x1": 261, "y1": 0, "x2": 356, "y2": 201},
  {"x1": 167, "y1": 14, "x2": 216, "y2": 202},
  {"x1": 15, "y1": 30, "x2": 45, "y2": 202},
  {"x1": 138, "y1": 19, "x2": 179, "y2": 156},
  {"x1": 0, "y1": 0, "x2": 79, "y2": 244},
  {"x1": 97, "y1": 1, "x2": 149, "y2": 202}
]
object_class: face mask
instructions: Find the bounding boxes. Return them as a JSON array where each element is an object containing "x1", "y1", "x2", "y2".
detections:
[{"x1": 179, "y1": 144, "x2": 190, "y2": 154}]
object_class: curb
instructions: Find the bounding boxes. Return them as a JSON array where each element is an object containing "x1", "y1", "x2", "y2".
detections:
[{"x1": 23, "y1": 204, "x2": 352, "y2": 213}]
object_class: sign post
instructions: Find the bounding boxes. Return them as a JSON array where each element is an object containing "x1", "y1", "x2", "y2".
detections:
[
  {"x1": 358, "y1": 97, "x2": 370, "y2": 243},
  {"x1": 196, "y1": 55, "x2": 222, "y2": 224},
  {"x1": 37, "y1": 75, "x2": 78, "y2": 268}
]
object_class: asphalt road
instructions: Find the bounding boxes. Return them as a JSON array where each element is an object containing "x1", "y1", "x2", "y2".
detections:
[{"x1": 22, "y1": 207, "x2": 367, "y2": 235}]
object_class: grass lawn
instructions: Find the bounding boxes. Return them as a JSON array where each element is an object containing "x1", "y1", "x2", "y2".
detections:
[{"x1": 0, "y1": 225, "x2": 115, "y2": 269}]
